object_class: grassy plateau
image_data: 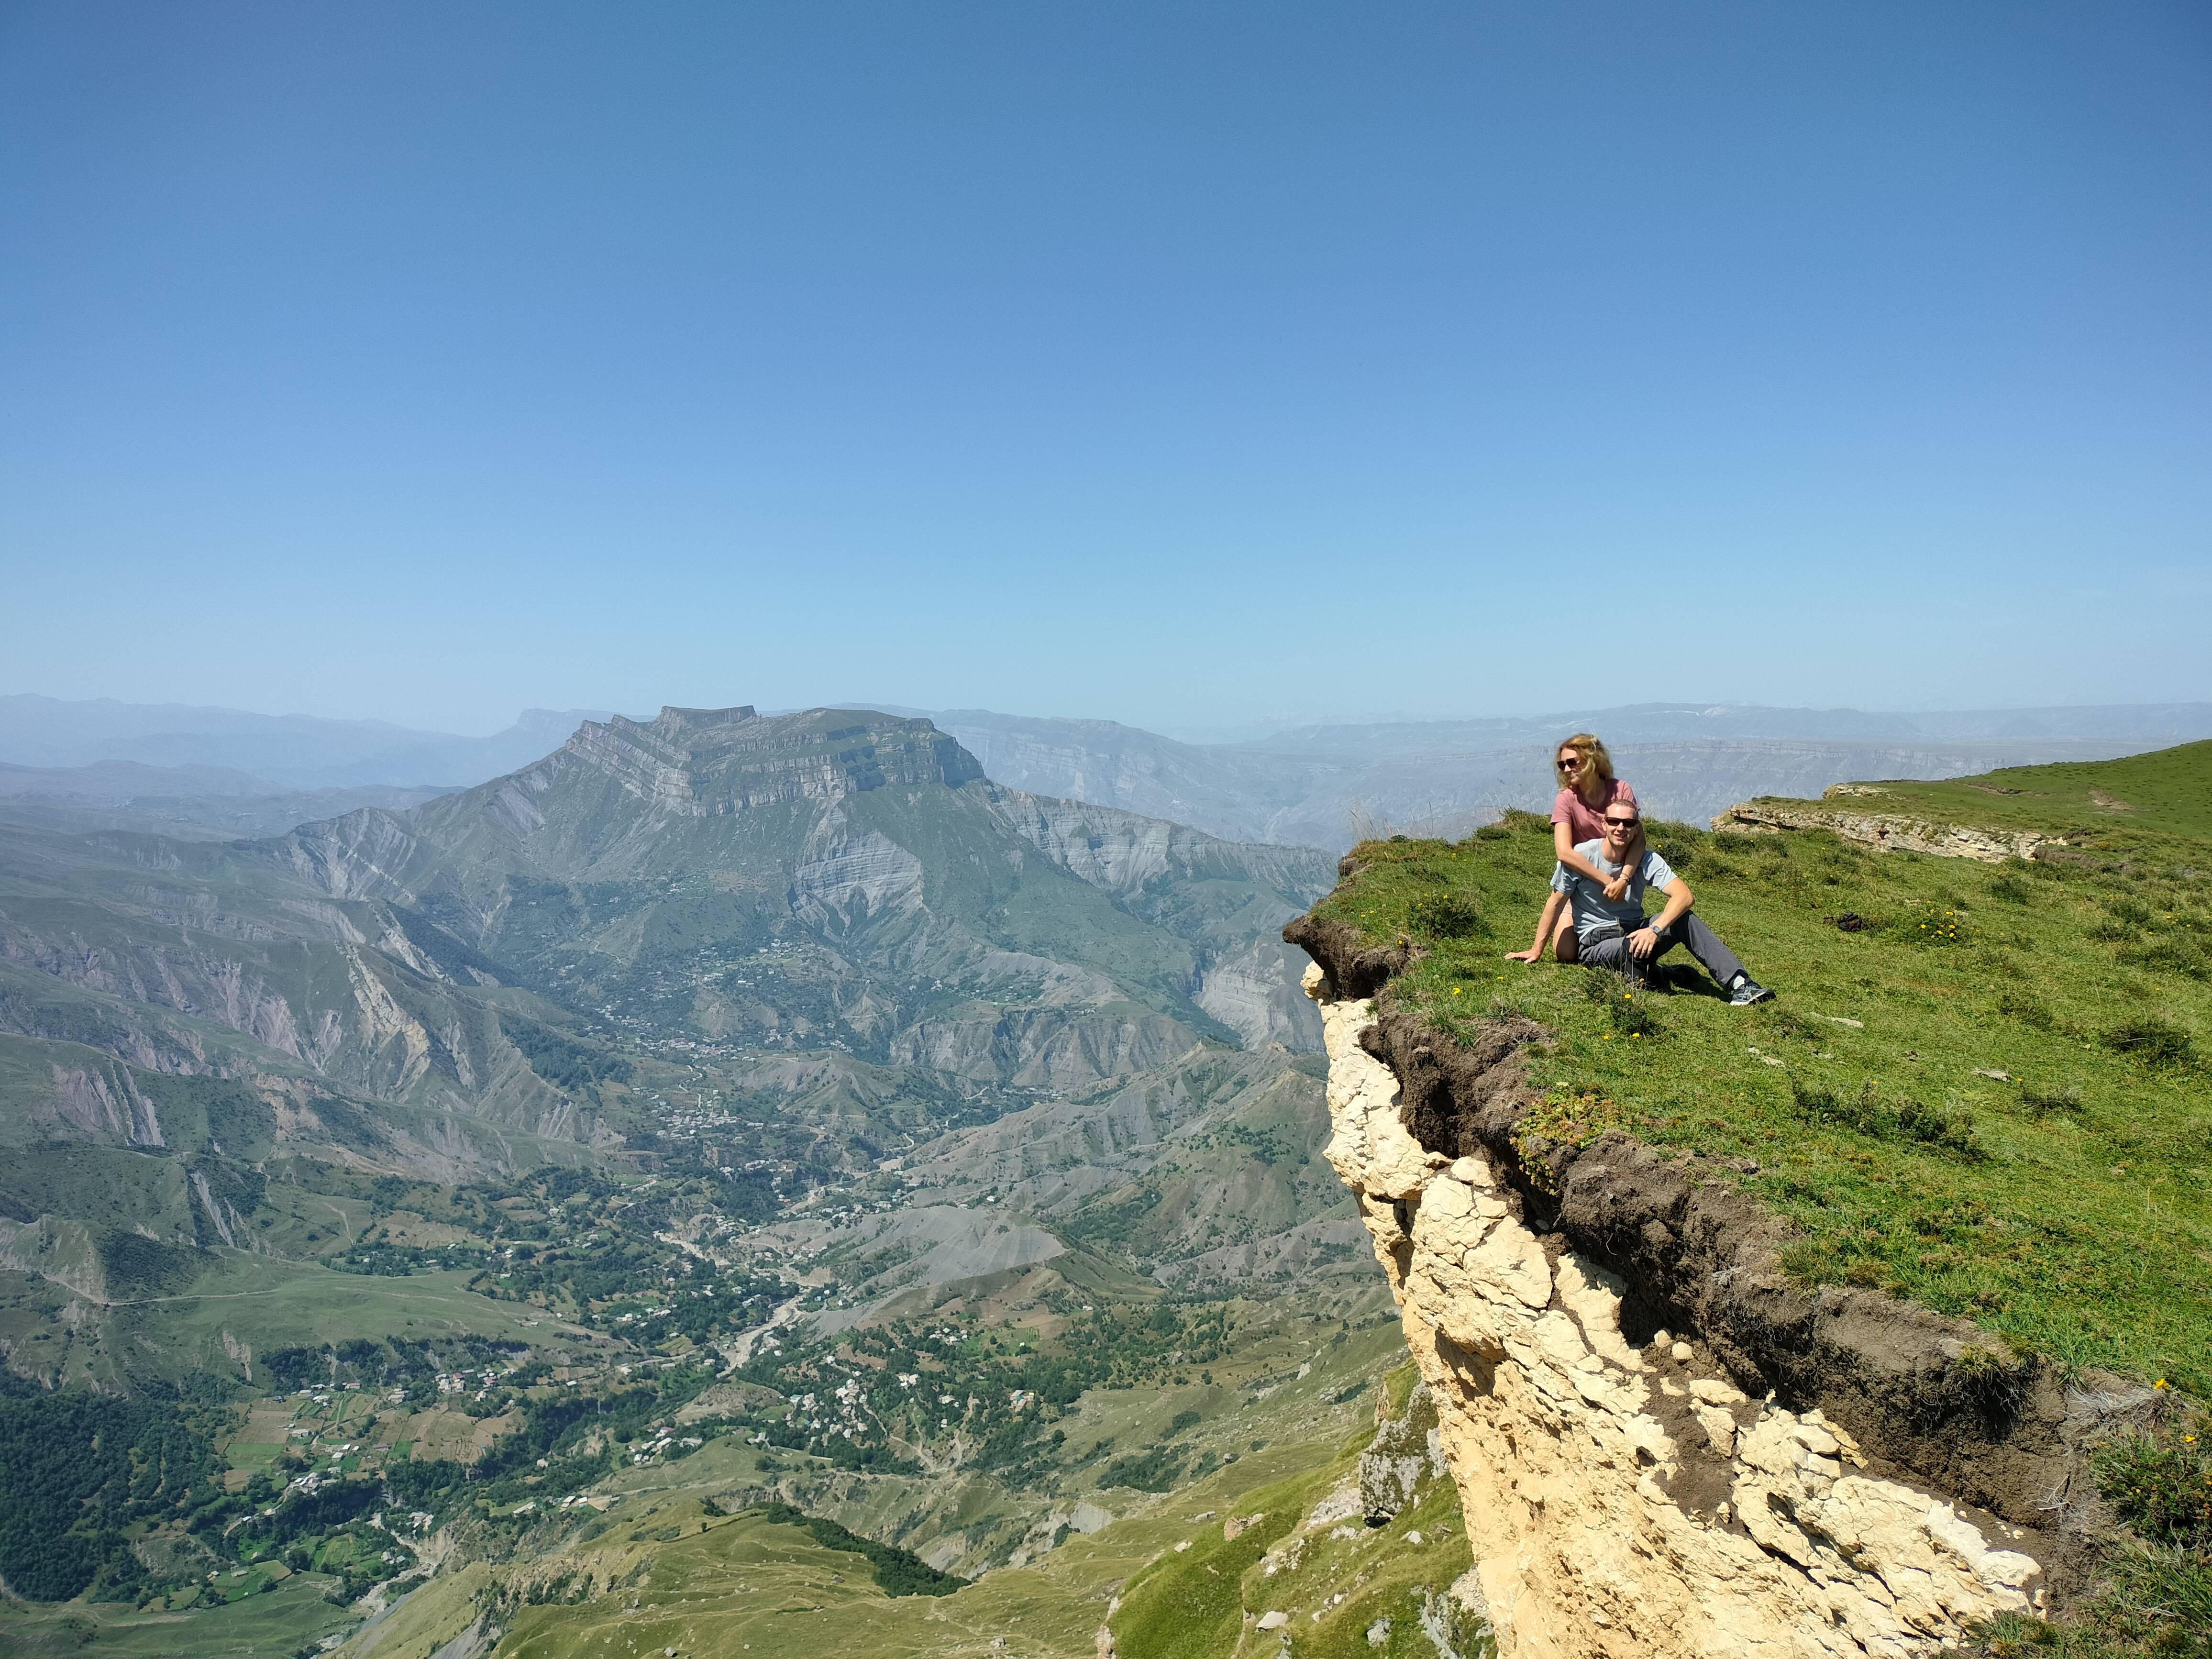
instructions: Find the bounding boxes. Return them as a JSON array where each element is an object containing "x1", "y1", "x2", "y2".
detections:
[{"x1": 1303, "y1": 743, "x2": 2212, "y2": 1656}]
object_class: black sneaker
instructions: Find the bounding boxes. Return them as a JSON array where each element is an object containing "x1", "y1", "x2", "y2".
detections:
[{"x1": 1729, "y1": 976, "x2": 1775, "y2": 1007}]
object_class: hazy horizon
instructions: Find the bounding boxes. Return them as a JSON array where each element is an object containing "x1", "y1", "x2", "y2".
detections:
[{"x1": 8, "y1": 685, "x2": 2212, "y2": 749}]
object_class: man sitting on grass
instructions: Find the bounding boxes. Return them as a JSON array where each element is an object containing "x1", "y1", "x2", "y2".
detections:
[{"x1": 1513, "y1": 802, "x2": 1774, "y2": 1005}]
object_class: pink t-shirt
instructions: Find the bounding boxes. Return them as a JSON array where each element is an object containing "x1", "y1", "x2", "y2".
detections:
[{"x1": 1552, "y1": 779, "x2": 1637, "y2": 848}]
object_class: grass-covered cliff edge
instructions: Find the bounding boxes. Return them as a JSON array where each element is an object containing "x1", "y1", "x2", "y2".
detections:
[{"x1": 1285, "y1": 741, "x2": 2212, "y2": 1655}]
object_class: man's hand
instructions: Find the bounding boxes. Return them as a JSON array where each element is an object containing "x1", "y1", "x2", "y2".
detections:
[{"x1": 1628, "y1": 926, "x2": 1660, "y2": 959}]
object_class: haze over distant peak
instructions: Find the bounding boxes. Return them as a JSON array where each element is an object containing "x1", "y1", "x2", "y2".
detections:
[
  {"x1": 919, "y1": 700, "x2": 2212, "y2": 850},
  {"x1": 0, "y1": 693, "x2": 617, "y2": 788},
  {"x1": 1217, "y1": 700, "x2": 2212, "y2": 755}
]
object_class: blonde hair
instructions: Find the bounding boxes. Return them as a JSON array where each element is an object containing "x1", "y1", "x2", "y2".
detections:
[{"x1": 1554, "y1": 733, "x2": 1615, "y2": 790}]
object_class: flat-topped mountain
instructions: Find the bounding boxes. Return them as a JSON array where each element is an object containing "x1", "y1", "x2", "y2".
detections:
[
  {"x1": 256, "y1": 707, "x2": 1327, "y2": 1057},
  {"x1": 554, "y1": 705, "x2": 984, "y2": 819}
]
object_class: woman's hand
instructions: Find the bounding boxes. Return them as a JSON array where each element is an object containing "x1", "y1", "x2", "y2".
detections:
[
  {"x1": 1504, "y1": 947, "x2": 1540, "y2": 963},
  {"x1": 1602, "y1": 872, "x2": 1632, "y2": 902}
]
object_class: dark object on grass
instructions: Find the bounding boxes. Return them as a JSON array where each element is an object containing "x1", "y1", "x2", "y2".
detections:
[{"x1": 1829, "y1": 912, "x2": 1874, "y2": 933}]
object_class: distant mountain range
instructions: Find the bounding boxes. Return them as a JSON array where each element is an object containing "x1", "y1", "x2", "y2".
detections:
[
  {"x1": 0, "y1": 758, "x2": 455, "y2": 840},
  {"x1": 923, "y1": 704, "x2": 2212, "y2": 849},
  {"x1": 5, "y1": 691, "x2": 2209, "y2": 851},
  {"x1": 0, "y1": 695, "x2": 612, "y2": 786}
]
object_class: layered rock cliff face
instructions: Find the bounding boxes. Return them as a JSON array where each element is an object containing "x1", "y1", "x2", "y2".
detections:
[
  {"x1": 1711, "y1": 795, "x2": 2051, "y2": 863},
  {"x1": 1290, "y1": 951, "x2": 2109, "y2": 1657}
]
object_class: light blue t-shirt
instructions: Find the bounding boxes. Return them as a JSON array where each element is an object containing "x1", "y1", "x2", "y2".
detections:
[{"x1": 1550, "y1": 838, "x2": 1678, "y2": 945}]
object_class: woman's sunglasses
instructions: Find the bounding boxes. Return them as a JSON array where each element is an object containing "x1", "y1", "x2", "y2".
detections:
[{"x1": 1556, "y1": 756, "x2": 1582, "y2": 771}]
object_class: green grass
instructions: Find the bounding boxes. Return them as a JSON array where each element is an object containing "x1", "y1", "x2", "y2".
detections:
[
  {"x1": 339, "y1": 1387, "x2": 1411, "y2": 1659},
  {"x1": 0, "y1": 1574, "x2": 353, "y2": 1659},
  {"x1": 1793, "y1": 740, "x2": 2212, "y2": 843},
  {"x1": 1109, "y1": 1365, "x2": 1486, "y2": 1659},
  {"x1": 1305, "y1": 742, "x2": 2212, "y2": 1400}
]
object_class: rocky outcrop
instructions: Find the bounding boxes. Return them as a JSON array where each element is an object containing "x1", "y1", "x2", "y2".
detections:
[
  {"x1": 786, "y1": 826, "x2": 927, "y2": 929},
  {"x1": 1293, "y1": 955, "x2": 2122, "y2": 1657},
  {"x1": 45, "y1": 1059, "x2": 165, "y2": 1145},
  {"x1": 1711, "y1": 797, "x2": 2050, "y2": 863}
]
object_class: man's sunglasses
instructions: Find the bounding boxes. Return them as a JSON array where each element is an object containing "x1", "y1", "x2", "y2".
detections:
[{"x1": 1603, "y1": 816, "x2": 1640, "y2": 829}]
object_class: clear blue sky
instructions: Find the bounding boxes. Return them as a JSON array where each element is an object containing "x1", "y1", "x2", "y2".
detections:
[{"x1": 2, "y1": 1, "x2": 2207, "y2": 734}]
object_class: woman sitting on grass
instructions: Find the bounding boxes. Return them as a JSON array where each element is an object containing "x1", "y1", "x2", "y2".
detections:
[{"x1": 1505, "y1": 731, "x2": 1644, "y2": 964}]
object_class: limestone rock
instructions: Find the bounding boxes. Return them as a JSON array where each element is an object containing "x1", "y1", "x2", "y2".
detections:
[
  {"x1": 1358, "y1": 1382, "x2": 1444, "y2": 1523},
  {"x1": 1711, "y1": 798, "x2": 2048, "y2": 863}
]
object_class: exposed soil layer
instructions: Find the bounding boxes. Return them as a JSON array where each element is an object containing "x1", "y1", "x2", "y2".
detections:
[{"x1": 1283, "y1": 904, "x2": 2162, "y2": 1604}]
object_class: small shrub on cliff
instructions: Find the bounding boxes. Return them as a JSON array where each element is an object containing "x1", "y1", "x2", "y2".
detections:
[
  {"x1": 1512, "y1": 1092, "x2": 1626, "y2": 1182},
  {"x1": 1571, "y1": 973, "x2": 1664, "y2": 1034},
  {"x1": 1408, "y1": 891, "x2": 1488, "y2": 940},
  {"x1": 1606, "y1": 987, "x2": 1665, "y2": 1039}
]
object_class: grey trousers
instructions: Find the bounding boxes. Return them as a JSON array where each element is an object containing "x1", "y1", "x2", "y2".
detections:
[{"x1": 1578, "y1": 911, "x2": 1747, "y2": 991}]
